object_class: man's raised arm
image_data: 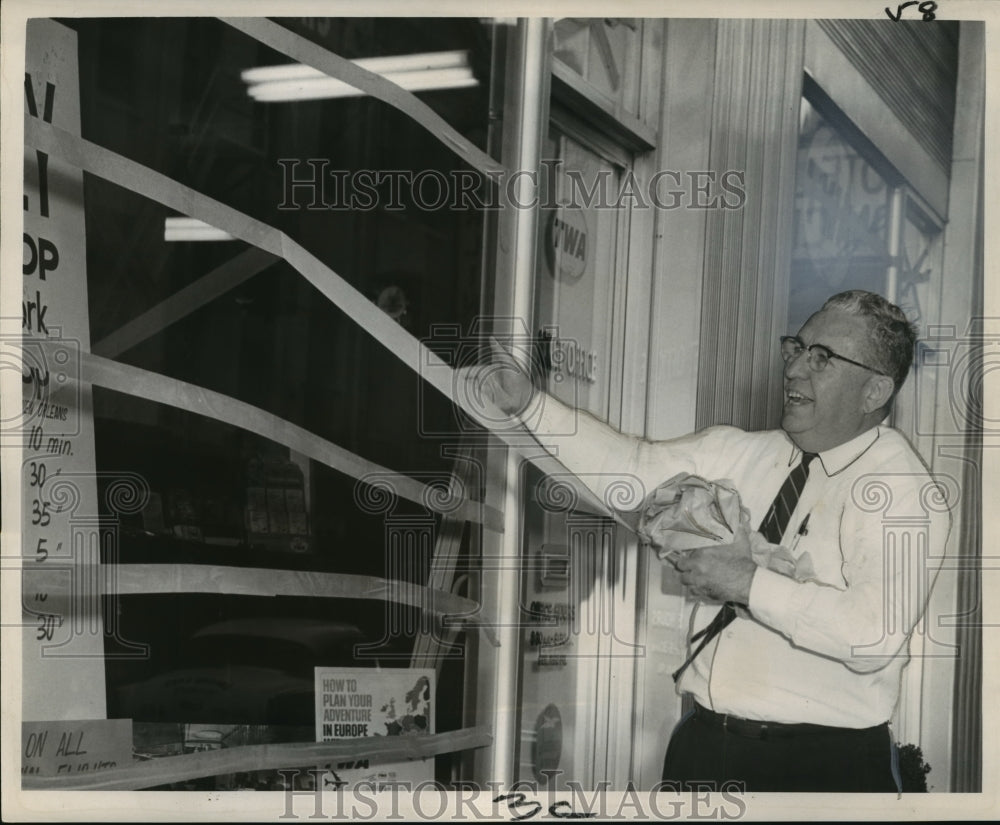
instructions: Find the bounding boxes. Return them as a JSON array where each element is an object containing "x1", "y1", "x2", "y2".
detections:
[{"x1": 468, "y1": 343, "x2": 708, "y2": 509}]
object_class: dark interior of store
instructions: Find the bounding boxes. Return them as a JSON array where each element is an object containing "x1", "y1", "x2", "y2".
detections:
[{"x1": 57, "y1": 18, "x2": 499, "y2": 758}]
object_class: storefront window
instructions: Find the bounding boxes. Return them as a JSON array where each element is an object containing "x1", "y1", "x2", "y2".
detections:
[
  {"x1": 21, "y1": 15, "x2": 651, "y2": 793},
  {"x1": 24, "y1": 15, "x2": 502, "y2": 789},
  {"x1": 790, "y1": 95, "x2": 892, "y2": 331},
  {"x1": 791, "y1": 90, "x2": 944, "y2": 334}
]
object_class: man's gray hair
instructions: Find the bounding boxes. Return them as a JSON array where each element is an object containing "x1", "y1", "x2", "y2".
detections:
[{"x1": 822, "y1": 290, "x2": 917, "y2": 393}]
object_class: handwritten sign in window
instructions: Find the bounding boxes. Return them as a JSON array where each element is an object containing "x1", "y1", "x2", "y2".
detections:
[{"x1": 21, "y1": 719, "x2": 132, "y2": 778}]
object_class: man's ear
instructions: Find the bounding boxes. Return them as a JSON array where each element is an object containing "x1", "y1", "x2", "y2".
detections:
[{"x1": 862, "y1": 374, "x2": 895, "y2": 413}]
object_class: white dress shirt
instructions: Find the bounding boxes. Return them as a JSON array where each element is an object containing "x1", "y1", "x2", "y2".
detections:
[{"x1": 527, "y1": 395, "x2": 951, "y2": 727}]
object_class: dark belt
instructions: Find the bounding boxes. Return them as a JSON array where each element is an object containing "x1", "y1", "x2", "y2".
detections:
[{"x1": 693, "y1": 703, "x2": 886, "y2": 741}]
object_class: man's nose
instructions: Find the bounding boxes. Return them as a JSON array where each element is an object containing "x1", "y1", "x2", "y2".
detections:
[{"x1": 784, "y1": 349, "x2": 812, "y2": 379}]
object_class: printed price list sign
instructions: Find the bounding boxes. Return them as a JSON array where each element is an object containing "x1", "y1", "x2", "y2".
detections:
[{"x1": 20, "y1": 19, "x2": 106, "y2": 722}]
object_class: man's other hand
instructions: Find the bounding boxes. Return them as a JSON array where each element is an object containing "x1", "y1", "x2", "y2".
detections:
[{"x1": 674, "y1": 527, "x2": 757, "y2": 604}]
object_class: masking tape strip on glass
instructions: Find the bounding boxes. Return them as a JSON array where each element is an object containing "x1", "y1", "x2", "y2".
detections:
[
  {"x1": 22, "y1": 725, "x2": 491, "y2": 790},
  {"x1": 37, "y1": 340, "x2": 500, "y2": 530},
  {"x1": 27, "y1": 562, "x2": 485, "y2": 619},
  {"x1": 91, "y1": 247, "x2": 278, "y2": 359}
]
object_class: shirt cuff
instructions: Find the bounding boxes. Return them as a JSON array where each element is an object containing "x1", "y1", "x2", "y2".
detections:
[{"x1": 748, "y1": 566, "x2": 800, "y2": 630}]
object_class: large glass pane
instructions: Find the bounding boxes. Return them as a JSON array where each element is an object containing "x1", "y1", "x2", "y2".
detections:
[
  {"x1": 24, "y1": 15, "x2": 503, "y2": 789},
  {"x1": 789, "y1": 96, "x2": 892, "y2": 331}
]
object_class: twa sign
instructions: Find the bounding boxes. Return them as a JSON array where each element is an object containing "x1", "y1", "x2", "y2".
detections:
[{"x1": 545, "y1": 206, "x2": 589, "y2": 283}]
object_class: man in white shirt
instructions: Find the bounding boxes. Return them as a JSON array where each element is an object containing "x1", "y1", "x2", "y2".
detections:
[{"x1": 477, "y1": 290, "x2": 950, "y2": 792}]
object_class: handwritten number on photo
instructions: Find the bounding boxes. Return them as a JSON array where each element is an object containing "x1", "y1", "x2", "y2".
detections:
[
  {"x1": 494, "y1": 794, "x2": 543, "y2": 821},
  {"x1": 885, "y1": 1, "x2": 938, "y2": 21},
  {"x1": 550, "y1": 800, "x2": 599, "y2": 819},
  {"x1": 493, "y1": 794, "x2": 599, "y2": 821}
]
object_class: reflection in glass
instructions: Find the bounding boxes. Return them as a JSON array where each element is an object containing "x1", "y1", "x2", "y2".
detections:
[{"x1": 790, "y1": 97, "x2": 891, "y2": 330}]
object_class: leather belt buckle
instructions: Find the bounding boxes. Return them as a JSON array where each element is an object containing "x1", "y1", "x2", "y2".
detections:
[
  {"x1": 697, "y1": 704, "x2": 772, "y2": 739},
  {"x1": 728, "y1": 714, "x2": 767, "y2": 739}
]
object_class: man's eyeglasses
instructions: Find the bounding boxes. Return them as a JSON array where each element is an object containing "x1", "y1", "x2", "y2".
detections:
[{"x1": 779, "y1": 336, "x2": 889, "y2": 376}]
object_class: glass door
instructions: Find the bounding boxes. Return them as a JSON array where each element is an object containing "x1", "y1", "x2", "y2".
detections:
[{"x1": 513, "y1": 120, "x2": 639, "y2": 789}]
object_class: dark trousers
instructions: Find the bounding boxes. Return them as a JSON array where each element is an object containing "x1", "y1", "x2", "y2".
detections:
[{"x1": 661, "y1": 705, "x2": 901, "y2": 793}]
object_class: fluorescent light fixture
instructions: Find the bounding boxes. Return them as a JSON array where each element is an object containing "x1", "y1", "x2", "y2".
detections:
[
  {"x1": 241, "y1": 50, "x2": 477, "y2": 103},
  {"x1": 164, "y1": 217, "x2": 235, "y2": 242}
]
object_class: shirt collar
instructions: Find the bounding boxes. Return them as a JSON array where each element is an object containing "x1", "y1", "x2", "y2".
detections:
[{"x1": 786, "y1": 426, "x2": 881, "y2": 477}]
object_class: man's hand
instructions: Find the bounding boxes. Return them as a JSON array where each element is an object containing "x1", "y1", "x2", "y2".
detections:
[
  {"x1": 465, "y1": 338, "x2": 536, "y2": 417},
  {"x1": 674, "y1": 527, "x2": 757, "y2": 604}
]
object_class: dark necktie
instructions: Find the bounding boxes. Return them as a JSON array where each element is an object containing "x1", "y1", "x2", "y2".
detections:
[{"x1": 672, "y1": 451, "x2": 818, "y2": 683}]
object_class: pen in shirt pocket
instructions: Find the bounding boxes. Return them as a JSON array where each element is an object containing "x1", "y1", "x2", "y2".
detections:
[{"x1": 789, "y1": 512, "x2": 811, "y2": 554}]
